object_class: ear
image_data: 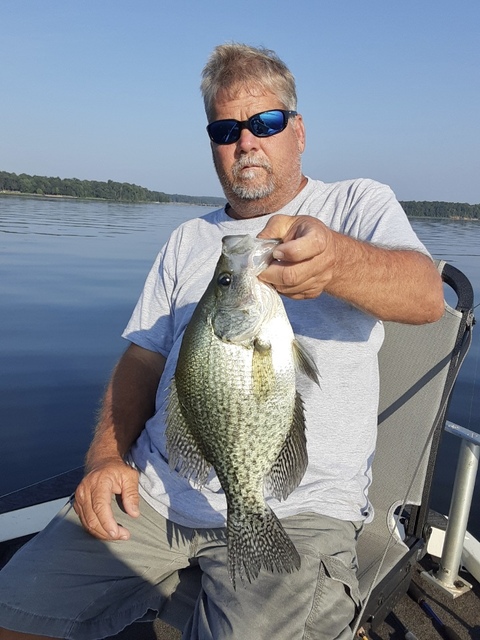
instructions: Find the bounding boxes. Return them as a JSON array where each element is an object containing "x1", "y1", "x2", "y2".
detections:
[{"x1": 293, "y1": 114, "x2": 306, "y2": 153}]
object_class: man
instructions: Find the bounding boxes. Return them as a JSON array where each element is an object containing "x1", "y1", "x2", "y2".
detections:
[{"x1": 0, "y1": 43, "x2": 443, "y2": 640}]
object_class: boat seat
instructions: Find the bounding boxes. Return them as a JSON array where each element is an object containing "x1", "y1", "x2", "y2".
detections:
[{"x1": 357, "y1": 260, "x2": 474, "y2": 628}]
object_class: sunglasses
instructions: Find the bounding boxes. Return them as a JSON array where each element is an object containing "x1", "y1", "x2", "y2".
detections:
[{"x1": 207, "y1": 109, "x2": 297, "y2": 145}]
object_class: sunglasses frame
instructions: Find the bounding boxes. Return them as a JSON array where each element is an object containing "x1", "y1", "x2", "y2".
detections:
[{"x1": 206, "y1": 109, "x2": 297, "y2": 145}]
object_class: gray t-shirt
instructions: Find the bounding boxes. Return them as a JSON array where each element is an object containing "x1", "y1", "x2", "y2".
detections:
[{"x1": 123, "y1": 177, "x2": 429, "y2": 528}]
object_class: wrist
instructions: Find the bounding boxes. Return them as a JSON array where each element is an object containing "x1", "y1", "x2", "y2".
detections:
[{"x1": 84, "y1": 450, "x2": 126, "y2": 474}]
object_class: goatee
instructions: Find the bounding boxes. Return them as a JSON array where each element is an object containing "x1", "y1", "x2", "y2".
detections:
[{"x1": 221, "y1": 155, "x2": 275, "y2": 201}]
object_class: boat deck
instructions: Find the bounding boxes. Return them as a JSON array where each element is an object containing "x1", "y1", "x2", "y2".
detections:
[{"x1": 369, "y1": 556, "x2": 480, "y2": 640}]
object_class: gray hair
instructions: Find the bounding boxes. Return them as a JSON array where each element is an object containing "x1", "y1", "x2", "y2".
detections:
[{"x1": 201, "y1": 43, "x2": 297, "y2": 120}]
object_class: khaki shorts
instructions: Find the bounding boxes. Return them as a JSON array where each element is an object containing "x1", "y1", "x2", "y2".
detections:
[{"x1": 0, "y1": 496, "x2": 362, "y2": 640}]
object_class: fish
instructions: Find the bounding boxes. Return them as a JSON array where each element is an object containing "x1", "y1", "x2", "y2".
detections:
[{"x1": 166, "y1": 234, "x2": 320, "y2": 587}]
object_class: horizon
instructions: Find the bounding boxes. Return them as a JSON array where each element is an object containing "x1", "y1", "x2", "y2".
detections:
[{"x1": 2, "y1": 1, "x2": 479, "y2": 205}]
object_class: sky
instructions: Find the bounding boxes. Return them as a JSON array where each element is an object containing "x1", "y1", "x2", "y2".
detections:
[{"x1": 1, "y1": 0, "x2": 479, "y2": 204}]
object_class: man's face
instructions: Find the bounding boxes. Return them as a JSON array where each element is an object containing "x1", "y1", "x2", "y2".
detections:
[{"x1": 209, "y1": 87, "x2": 306, "y2": 214}]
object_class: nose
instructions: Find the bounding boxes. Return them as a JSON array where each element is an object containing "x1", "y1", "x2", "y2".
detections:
[{"x1": 235, "y1": 127, "x2": 260, "y2": 154}]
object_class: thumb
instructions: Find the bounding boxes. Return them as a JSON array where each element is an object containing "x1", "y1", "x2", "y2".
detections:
[
  {"x1": 257, "y1": 214, "x2": 295, "y2": 241},
  {"x1": 121, "y1": 471, "x2": 140, "y2": 518}
]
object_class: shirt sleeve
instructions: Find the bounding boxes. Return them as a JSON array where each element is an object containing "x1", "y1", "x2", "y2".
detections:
[
  {"x1": 121, "y1": 247, "x2": 176, "y2": 357},
  {"x1": 340, "y1": 180, "x2": 430, "y2": 255}
]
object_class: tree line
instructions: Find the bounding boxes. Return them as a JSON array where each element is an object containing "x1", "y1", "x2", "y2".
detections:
[
  {"x1": 0, "y1": 171, "x2": 226, "y2": 207},
  {"x1": 399, "y1": 200, "x2": 479, "y2": 220},
  {"x1": 1, "y1": 170, "x2": 478, "y2": 217}
]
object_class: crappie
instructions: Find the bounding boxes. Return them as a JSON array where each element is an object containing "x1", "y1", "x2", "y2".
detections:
[{"x1": 166, "y1": 234, "x2": 319, "y2": 587}]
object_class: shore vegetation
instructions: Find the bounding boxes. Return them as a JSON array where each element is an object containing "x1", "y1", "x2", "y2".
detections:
[
  {"x1": 0, "y1": 171, "x2": 226, "y2": 207},
  {"x1": 1, "y1": 171, "x2": 478, "y2": 217}
]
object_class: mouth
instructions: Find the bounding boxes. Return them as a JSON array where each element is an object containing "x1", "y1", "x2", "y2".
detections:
[
  {"x1": 233, "y1": 156, "x2": 272, "y2": 175},
  {"x1": 234, "y1": 163, "x2": 270, "y2": 181},
  {"x1": 239, "y1": 165, "x2": 263, "y2": 174},
  {"x1": 240, "y1": 161, "x2": 263, "y2": 168}
]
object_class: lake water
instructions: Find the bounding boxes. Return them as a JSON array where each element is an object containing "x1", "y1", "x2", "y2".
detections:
[{"x1": 1, "y1": 195, "x2": 479, "y2": 535}]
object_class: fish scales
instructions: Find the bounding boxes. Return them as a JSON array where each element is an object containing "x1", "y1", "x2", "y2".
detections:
[{"x1": 166, "y1": 234, "x2": 319, "y2": 587}]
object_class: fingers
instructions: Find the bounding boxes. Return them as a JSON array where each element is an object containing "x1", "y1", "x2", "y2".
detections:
[
  {"x1": 259, "y1": 216, "x2": 324, "y2": 260},
  {"x1": 73, "y1": 462, "x2": 139, "y2": 541},
  {"x1": 257, "y1": 215, "x2": 335, "y2": 298},
  {"x1": 260, "y1": 262, "x2": 330, "y2": 298},
  {"x1": 74, "y1": 476, "x2": 121, "y2": 540}
]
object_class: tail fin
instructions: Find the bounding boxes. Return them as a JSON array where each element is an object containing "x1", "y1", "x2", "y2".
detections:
[{"x1": 227, "y1": 506, "x2": 301, "y2": 589}]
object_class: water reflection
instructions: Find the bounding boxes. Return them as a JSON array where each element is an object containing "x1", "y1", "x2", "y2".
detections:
[{"x1": 0, "y1": 194, "x2": 198, "y2": 238}]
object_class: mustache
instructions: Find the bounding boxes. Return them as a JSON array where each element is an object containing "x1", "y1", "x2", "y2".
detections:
[{"x1": 232, "y1": 155, "x2": 272, "y2": 175}]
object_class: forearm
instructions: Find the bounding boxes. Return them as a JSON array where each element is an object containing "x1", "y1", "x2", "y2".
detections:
[
  {"x1": 327, "y1": 232, "x2": 445, "y2": 324},
  {"x1": 85, "y1": 343, "x2": 166, "y2": 472}
]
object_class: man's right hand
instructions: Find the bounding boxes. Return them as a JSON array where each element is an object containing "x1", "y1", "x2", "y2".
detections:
[
  {"x1": 73, "y1": 344, "x2": 164, "y2": 540},
  {"x1": 73, "y1": 459, "x2": 140, "y2": 540}
]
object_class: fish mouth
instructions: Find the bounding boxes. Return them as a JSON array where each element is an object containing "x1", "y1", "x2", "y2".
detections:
[
  {"x1": 222, "y1": 235, "x2": 280, "y2": 275},
  {"x1": 250, "y1": 239, "x2": 280, "y2": 274}
]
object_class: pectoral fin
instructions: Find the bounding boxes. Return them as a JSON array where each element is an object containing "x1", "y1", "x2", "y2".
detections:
[
  {"x1": 293, "y1": 339, "x2": 320, "y2": 386},
  {"x1": 252, "y1": 339, "x2": 275, "y2": 398}
]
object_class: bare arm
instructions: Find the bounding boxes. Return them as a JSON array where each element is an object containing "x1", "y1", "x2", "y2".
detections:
[
  {"x1": 74, "y1": 343, "x2": 166, "y2": 540},
  {"x1": 258, "y1": 215, "x2": 444, "y2": 324}
]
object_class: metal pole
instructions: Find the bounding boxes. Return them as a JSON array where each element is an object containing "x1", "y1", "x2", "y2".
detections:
[{"x1": 435, "y1": 439, "x2": 480, "y2": 591}]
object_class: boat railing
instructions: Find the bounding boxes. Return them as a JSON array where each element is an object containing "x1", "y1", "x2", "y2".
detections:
[{"x1": 423, "y1": 419, "x2": 480, "y2": 597}]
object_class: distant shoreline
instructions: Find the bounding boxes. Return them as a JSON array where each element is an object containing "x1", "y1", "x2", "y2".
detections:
[
  {"x1": 0, "y1": 190, "x2": 223, "y2": 207},
  {"x1": 0, "y1": 189, "x2": 480, "y2": 222},
  {"x1": 0, "y1": 170, "x2": 227, "y2": 207},
  {"x1": 1, "y1": 190, "x2": 479, "y2": 220}
]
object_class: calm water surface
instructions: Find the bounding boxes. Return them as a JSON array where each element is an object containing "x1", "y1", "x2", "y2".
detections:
[{"x1": 1, "y1": 196, "x2": 479, "y2": 534}]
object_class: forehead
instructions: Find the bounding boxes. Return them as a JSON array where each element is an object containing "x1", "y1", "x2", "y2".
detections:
[{"x1": 211, "y1": 85, "x2": 284, "y2": 120}]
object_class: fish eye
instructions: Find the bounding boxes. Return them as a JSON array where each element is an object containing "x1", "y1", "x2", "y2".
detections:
[{"x1": 217, "y1": 273, "x2": 232, "y2": 287}]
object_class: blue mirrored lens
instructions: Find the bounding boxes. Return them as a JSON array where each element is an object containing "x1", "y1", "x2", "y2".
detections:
[{"x1": 250, "y1": 111, "x2": 285, "y2": 137}]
